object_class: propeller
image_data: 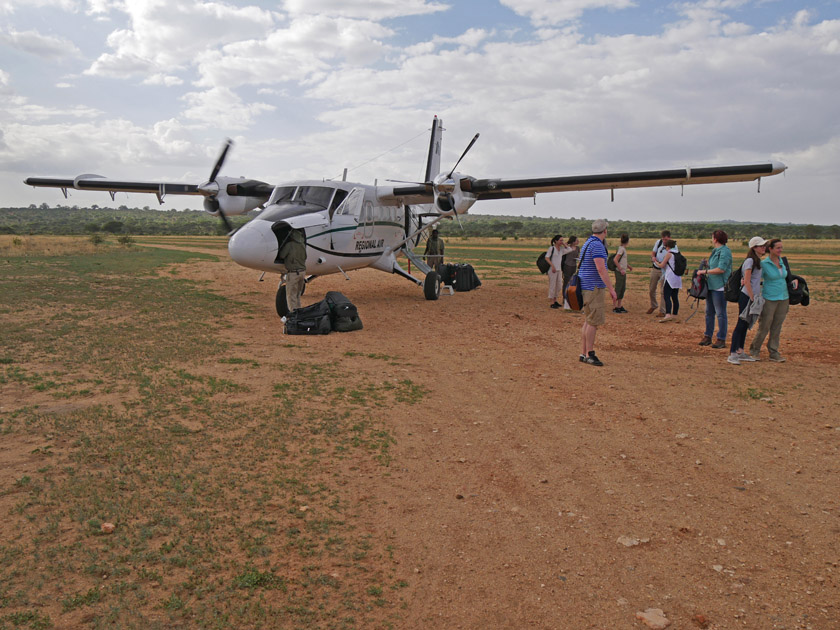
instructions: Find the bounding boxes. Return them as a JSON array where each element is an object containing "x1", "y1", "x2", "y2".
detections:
[
  {"x1": 201, "y1": 139, "x2": 234, "y2": 234},
  {"x1": 446, "y1": 133, "x2": 479, "y2": 179}
]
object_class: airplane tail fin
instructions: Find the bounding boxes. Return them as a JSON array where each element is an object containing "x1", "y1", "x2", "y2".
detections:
[{"x1": 423, "y1": 116, "x2": 443, "y2": 182}]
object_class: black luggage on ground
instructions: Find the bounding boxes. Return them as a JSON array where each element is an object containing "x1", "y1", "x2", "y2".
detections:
[
  {"x1": 452, "y1": 263, "x2": 481, "y2": 292},
  {"x1": 324, "y1": 291, "x2": 363, "y2": 332},
  {"x1": 284, "y1": 300, "x2": 332, "y2": 335},
  {"x1": 437, "y1": 263, "x2": 456, "y2": 286}
]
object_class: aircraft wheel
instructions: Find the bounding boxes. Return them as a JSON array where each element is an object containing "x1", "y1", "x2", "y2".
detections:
[
  {"x1": 423, "y1": 271, "x2": 441, "y2": 301},
  {"x1": 276, "y1": 280, "x2": 306, "y2": 318},
  {"x1": 276, "y1": 285, "x2": 289, "y2": 317}
]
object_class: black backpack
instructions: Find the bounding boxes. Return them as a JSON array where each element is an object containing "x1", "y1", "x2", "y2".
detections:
[
  {"x1": 672, "y1": 251, "x2": 688, "y2": 276},
  {"x1": 724, "y1": 266, "x2": 742, "y2": 302}
]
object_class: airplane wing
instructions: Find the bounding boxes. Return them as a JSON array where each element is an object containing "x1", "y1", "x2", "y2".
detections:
[
  {"x1": 23, "y1": 175, "x2": 202, "y2": 198},
  {"x1": 386, "y1": 161, "x2": 786, "y2": 204},
  {"x1": 462, "y1": 162, "x2": 787, "y2": 200}
]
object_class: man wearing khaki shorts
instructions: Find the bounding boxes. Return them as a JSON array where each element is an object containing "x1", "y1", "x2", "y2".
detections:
[{"x1": 578, "y1": 219, "x2": 617, "y2": 366}]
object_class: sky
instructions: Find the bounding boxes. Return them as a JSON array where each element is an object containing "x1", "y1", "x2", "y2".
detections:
[{"x1": 1, "y1": 0, "x2": 839, "y2": 225}]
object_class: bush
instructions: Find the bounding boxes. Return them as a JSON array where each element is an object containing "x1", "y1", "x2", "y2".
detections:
[
  {"x1": 117, "y1": 235, "x2": 135, "y2": 246},
  {"x1": 89, "y1": 234, "x2": 105, "y2": 245}
]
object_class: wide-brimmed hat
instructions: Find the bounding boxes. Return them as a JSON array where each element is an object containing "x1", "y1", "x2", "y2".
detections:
[{"x1": 748, "y1": 236, "x2": 767, "y2": 249}]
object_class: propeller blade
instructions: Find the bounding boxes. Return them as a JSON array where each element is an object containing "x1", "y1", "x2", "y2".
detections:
[
  {"x1": 209, "y1": 139, "x2": 233, "y2": 183},
  {"x1": 447, "y1": 133, "x2": 479, "y2": 178},
  {"x1": 204, "y1": 197, "x2": 234, "y2": 234}
]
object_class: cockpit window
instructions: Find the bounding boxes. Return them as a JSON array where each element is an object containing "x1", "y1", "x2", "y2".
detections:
[
  {"x1": 294, "y1": 186, "x2": 334, "y2": 210},
  {"x1": 268, "y1": 186, "x2": 296, "y2": 205}
]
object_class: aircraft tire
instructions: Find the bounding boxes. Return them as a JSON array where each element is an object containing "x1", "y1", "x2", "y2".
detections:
[
  {"x1": 276, "y1": 285, "x2": 289, "y2": 317},
  {"x1": 423, "y1": 271, "x2": 441, "y2": 301}
]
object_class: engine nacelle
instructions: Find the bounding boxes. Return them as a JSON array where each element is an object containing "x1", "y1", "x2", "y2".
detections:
[
  {"x1": 202, "y1": 176, "x2": 266, "y2": 216},
  {"x1": 433, "y1": 171, "x2": 476, "y2": 214}
]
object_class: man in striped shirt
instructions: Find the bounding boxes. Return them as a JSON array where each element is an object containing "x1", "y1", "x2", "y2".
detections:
[{"x1": 579, "y1": 219, "x2": 618, "y2": 366}]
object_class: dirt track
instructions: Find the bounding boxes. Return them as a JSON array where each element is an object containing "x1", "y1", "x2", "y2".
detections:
[{"x1": 178, "y1": 256, "x2": 840, "y2": 629}]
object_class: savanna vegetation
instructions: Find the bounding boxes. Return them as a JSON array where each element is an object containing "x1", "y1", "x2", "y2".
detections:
[{"x1": 2, "y1": 205, "x2": 838, "y2": 240}]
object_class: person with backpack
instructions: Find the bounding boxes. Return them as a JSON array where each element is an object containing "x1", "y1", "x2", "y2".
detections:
[
  {"x1": 561, "y1": 235, "x2": 580, "y2": 309},
  {"x1": 748, "y1": 238, "x2": 798, "y2": 362},
  {"x1": 696, "y1": 230, "x2": 733, "y2": 348},
  {"x1": 727, "y1": 237, "x2": 767, "y2": 365},
  {"x1": 657, "y1": 239, "x2": 682, "y2": 323},
  {"x1": 546, "y1": 234, "x2": 574, "y2": 309},
  {"x1": 648, "y1": 230, "x2": 671, "y2": 316},
  {"x1": 612, "y1": 233, "x2": 633, "y2": 313},
  {"x1": 578, "y1": 219, "x2": 617, "y2": 366}
]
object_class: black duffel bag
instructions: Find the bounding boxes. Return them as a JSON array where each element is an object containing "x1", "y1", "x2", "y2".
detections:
[
  {"x1": 284, "y1": 300, "x2": 332, "y2": 335},
  {"x1": 324, "y1": 291, "x2": 363, "y2": 332}
]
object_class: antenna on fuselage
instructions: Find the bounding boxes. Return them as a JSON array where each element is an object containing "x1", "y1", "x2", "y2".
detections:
[{"x1": 342, "y1": 169, "x2": 347, "y2": 182}]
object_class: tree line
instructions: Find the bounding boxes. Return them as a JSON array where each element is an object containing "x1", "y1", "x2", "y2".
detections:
[
  {"x1": 1, "y1": 204, "x2": 838, "y2": 240},
  {"x1": 435, "y1": 215, "x2": 840, "y2": 240}
]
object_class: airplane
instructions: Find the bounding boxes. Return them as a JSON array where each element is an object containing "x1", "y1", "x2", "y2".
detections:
[{"x1": 24, "y1": 116, "x2": 786, "y2": 317}]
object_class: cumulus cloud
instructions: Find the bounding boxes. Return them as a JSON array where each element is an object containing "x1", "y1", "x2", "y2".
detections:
[
  {"x1": 194, "y1": 15, "x2": 394, "y2": 89},
  {"x1": 181, "y1": 86, "x2": 275, "y2": 129},
  {"x1": 0, "y1": 29, "x2": 82, "y2": 59},
  {"x1": 84, "y1": 0, "x2": 276, "y2": 79},
  {"x1": 282, "y1": 0, "x2": 450, "y2": 20},
  {"x1": 500, "y1": 0, "x2": 637, "y2": 26}
]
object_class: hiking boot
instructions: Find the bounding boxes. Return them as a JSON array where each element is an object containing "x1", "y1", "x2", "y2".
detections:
[
  {"x1": 711, "y1": 339, "x2": 726, "y2": 349},
  {"x1": 727, "y1": 353, "x2": 741, "y2": 365},
  {"x1": 769, "y1": 355, "x2": 787, "y2": 363},
  {"x1": 737, "y1": 352, "x2": 756, "y2": 362},
  {"x1": 655, "y1": 312, "x2": 665, "y2": 318},
  {"x1": 646, "y1": 307, "x2": 656, "y2": 314},
  {"x1": 584, "y1": 352, "x2": 603, "y2": 366},
  {"x1": 551, "y1": 302, "x2": 561, "y2": 309},
  {"x1": 698, "y1": 336, "x2": 712, "y2": 346}
]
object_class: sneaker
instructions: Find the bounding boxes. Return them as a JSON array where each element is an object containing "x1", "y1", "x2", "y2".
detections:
[
  {"x1": 736, "y1": 352, "x2": 756, "y2": 362},
  {"x1": 551, "y1": 302, "x2": 561, "y2": 309},
  {"x1": 585, "y1": 352, "x2": 604, "y2": 366},
  {"x1": 613, "y1": 307, "x2": 620, "y2": 313},
  {"x1": 769, "y1": 355, "x2": 787, "y2": 363},
  {"x1": 579, "y1": 354, "x2": 587, "y2": 363},
  {"x1": 727, "y1": 353, "x2": 741, "y2": 365},
  {"x1": 750, "y1": 354, "x2": 761, "y2": 361},
  {"x1": 711, "y1": 339, "x2": 726, "y2": 349},
  {"x1": 617, "y1": 307, "x2": 628, "y2": 313},
  {"x1": 658, "y1": 314, "x2": 674, "y2": 323}
]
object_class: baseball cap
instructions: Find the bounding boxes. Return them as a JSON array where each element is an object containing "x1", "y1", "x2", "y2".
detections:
[
  {"x1": 748, "y1": 236, "x2": 767, "y2": 248},
  {"x1": 591, "y1": 219, "x2": 609, "y2": 233}
]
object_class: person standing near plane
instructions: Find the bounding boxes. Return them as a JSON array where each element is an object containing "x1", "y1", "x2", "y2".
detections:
[
  {"x1": 561, "y1": 235, "x2": 580, "y2": 309},
  {"x1": 697, "y1": 230, "x2": 733, "y2": 348},
  {"x1": 579, "y1": 219, "x2": 617, "y2": 366},
  {"x1": 278, "y1": 228, "x2": 307, "y2": 312},
  {"x1": 424, "y1": 229, "x2": 445, "y2": 269},
  {"x1": 613, "y1": 233, "x2": 633, "y2": 313},
  {"x1": 546, "y1": 234, "x2": 574, "y2": 309},
  {"x1": 648, "y1": 230, "x2": 671, "y2": 316}
]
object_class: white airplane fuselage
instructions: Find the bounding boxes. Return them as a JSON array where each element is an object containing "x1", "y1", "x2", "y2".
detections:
[{"x1": 227, "y1": 179, "x2": 423, "y2": 277}]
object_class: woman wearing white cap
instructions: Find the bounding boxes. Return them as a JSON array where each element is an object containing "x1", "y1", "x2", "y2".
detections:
[{"x1": 727, "y1": 236, "x2": 767, "y2": 364}]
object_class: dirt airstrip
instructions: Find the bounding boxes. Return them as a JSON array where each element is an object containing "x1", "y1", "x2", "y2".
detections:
[
  {"x1": 2, "y1": 239, "x2": 839, "y2": 629},
  {"x1": 172, "y1": 248, "x2": 840, "y2": 629}
]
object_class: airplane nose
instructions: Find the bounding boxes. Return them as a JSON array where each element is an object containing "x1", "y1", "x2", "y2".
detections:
[{"x1": 228, "y1": 221, "x2": 275, "y2": 270}]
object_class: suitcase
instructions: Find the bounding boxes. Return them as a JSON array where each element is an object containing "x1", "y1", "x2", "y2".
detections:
[
  {"x1": 284, "y1": 300, "x2": 332, "y2": 335},
  {"x1": 437, "y1": 263, "x2": 456, "y2": 286},
  {"x1": 324, "y1": 291, "x2": 363, "y2": 332},
  {"x1": 452, "y1": 263, "x2": 481, "y2": 292}
]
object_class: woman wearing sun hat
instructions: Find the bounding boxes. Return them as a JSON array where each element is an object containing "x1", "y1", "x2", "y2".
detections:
[{"x1": 727, "y1": 236, "x2": 767, "y2": 365}]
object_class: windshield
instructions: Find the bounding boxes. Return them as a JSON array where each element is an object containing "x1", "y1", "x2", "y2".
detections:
[
  {"x1": 294, "y1": 186, "x2": 334, "y2": 210},
  {"x1": 268, "y1": 186, "x2": 296, "y2": 205}
]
